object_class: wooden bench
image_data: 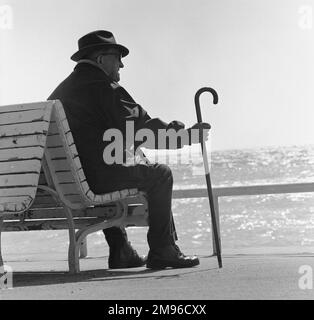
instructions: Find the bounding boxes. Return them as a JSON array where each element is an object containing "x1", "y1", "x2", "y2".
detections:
[{"x1": 0, "y1": 100, "x2": 148, "y2": 274}]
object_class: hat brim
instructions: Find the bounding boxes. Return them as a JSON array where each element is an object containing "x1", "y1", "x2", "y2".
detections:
[{"x1": 71, "y1": 43, "x2": 129, "y2": 61}]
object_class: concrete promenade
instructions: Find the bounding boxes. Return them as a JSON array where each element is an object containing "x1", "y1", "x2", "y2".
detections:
[{"x1": 1, "y1": 250, "x2": 314, "y2": 300}]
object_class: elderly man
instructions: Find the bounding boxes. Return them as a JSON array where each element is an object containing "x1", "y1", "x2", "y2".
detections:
[{"x1": 48, "y1": 30, "x2": 210, "y2": 269}]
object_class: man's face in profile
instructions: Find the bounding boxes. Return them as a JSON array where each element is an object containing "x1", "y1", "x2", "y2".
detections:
[{"x1": 98, "y1": 49, "x2": 124, "y2": 82}]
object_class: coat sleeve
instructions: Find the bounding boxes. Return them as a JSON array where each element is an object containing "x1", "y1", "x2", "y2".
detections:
[
  {"x1": 135, "y1": 107, "x2": 191, "y2": 149},
  {"x1": 101, "y1": 85, "x2": 192, "y2": 150}
]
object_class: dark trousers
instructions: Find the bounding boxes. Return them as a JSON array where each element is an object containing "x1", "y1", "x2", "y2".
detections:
[{"x1": 101, "y1": 163, "x2": 178, "y2": 250}]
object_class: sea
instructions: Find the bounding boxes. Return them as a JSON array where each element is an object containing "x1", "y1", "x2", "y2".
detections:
[{"x1": 3, "y1": 144, "x2": 314, "y2": 260}]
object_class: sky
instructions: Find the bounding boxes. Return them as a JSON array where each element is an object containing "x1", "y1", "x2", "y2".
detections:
[{"x1": 0, "y1": 0, "x2": 313, "y2": 151}]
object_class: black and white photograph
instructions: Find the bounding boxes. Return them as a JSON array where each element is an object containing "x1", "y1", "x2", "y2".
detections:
[{"x1": 0, "y1": 0, "x2": 314, "y2": 304}]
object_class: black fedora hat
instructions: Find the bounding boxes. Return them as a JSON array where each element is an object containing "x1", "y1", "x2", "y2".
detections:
[{"x1": 71, "y1": 30, "x2": 129, "y2": 61}]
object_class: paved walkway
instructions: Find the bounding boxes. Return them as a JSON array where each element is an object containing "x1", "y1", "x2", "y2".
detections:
[{"x1": 1, "y1": 253, "x2": 314, "y2": 299}]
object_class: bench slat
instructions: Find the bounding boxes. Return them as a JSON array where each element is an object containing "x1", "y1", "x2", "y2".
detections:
[
  {"x1": 3, "y1": 205, "x2": 117, "y2": 220},
  {"x1": 2, "y1": 217, "x2": 106, "y2": 231},
  {"x1": 47, "y1": 145, "x2": 78, "y2": 158},
  {"x1": 48, "y1": 123, "x2": 70, "y2": 136},
  {"x1": 0, "y1": 134, "x2": 46, "y2": 150},
  {"x1": 0, "y1": 109, "x2": 52, "y2": 126},
  {"x1": 47, "y1": 159, "x2": 69, "y2": 171},
  {"x1": 0, "y1": 159, "x2": 41, "y2": 175},
  {"x1": 0, "y1": 146, "x2": 44, "y2": 162},
  {"x1": 46, "y1": 135, "x2": 63, "y2": 148},
  {"x1": 65, "y1": 132, "x2": 74, "y2": 145},
  {"x1": 0, "y1": 186, "x2": 38, "y2": 198},
  {"x1": 48, "y1": 122, "x2": 64, "y2": 136},
  {"x1": 32, "y1": 194, "x2": 83, "y2": 208},
  {"x1": 73, "y1": 157, "x2": 83, "y2": 171},
  {"x1": 69, "y1": 144, "x2": 79, "y2": 157},
  {"x1": 2, "y1": 203, "x2": 144, "y2": 224},
  {"x1": 39, "y1": 171, "x2": 74, "y2": 185},
  {"x1": 46, "y1": 146, "x2": 67, "y2": 159},
  {"x1": 0, "y1": 101, "x2": 54, "y2": 114},
  {"x1": 26, "y1": 193, "x2": 82, "y2": 208},
  {"x1": 0, "y1": 122, "x2": 48, "y2": 138},
  {"x1": 32, "y1": 195, "x2": 60, "y2": 207},
  {"x1": 0, "y1": 200, "x2": 32, "y2": 212},
  {"x1": 77, "y1": 168, "x2": 87, "y2": 182},
  {"x1": 36, "y1": 194, "x2": 81, "y2": 203},
  {"x1": 0, "y1": 173, "x2": 40, "y2": 187},
  {"x1": 57, "y1": 184, "x2": 81, "y2": 195},
  {"x1": 0, "y1": 196, "x2": 33, "y2": 206}
]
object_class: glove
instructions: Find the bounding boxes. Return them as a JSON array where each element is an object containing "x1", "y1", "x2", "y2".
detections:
[
  {"x1": 187, "y1": 122, "x2": 211, "y2": 144},
  {"x1": 166, "y1": 120, "x2": 185, "y2": 131}
]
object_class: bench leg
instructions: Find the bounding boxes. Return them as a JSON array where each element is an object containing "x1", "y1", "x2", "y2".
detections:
[
  {"x1": 0, "y1": 217, "x2": 3, "y2": 269},
  {"x1": 64, "y1": 207, "x2": 80, "y2": 274},
  {"x1": 79, "y1": 238, "x2": 88, "y2": 259},
  {"x1": 74, "y1": 202, "x2": 127, "y2": 264}
]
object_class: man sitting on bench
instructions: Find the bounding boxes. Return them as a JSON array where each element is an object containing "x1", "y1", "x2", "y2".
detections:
[{"x1": 48, "y1": 30, "x2": 210, "y2": 269}]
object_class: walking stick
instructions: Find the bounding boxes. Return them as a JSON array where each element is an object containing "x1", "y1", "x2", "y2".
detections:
[{"x1": 194, "y1": 87, "x2": 222, "y2": 268}]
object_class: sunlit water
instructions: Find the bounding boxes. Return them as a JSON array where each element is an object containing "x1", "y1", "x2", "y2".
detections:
[{"x1": 3, "y1": 144, "x2": 314, "y2": 259}]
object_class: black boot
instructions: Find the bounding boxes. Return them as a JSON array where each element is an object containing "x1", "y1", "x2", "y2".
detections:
[
  {"x1": 146, "y1": 244, "x2": 200, "y2": 269},
  {"x1": 103, "y1": 227, "x2": 147, "y2": 269}
]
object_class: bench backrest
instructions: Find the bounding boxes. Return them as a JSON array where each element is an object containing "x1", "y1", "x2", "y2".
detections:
[
  {"x1": 0, "y1": 100, "x2": 143, "y2": 214},
  {"x1": 44, "y1": 100, "x2": 140, "y2": 209},
  {"x1": 0, "y1": 102, "x2": 53, "y2": 214}
]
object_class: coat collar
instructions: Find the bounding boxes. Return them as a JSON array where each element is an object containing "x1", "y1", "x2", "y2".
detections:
[{"x1": 75, "y1": 59, "x2": 120, "y2": 88}]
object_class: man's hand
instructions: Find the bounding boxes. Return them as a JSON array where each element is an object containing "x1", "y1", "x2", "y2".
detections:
[
  {"x1": 166, "y1": 120, "x2": 185, "y2": 131},
  {"x1": 188, "y1": 122, "x2": 211, "y2": 144}
]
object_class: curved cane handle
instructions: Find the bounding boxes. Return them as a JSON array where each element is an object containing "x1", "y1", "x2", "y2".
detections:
[{"x1": 194, "y1": 87, "x2": 219, "y2": 123}]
